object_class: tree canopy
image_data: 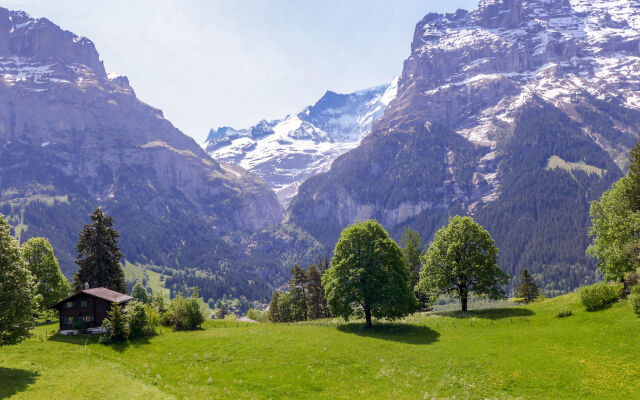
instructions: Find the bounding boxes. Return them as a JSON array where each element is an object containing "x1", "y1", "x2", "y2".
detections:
[
  {"x1": 417, "y1": 216, "x2": 507, "y2": 311},
  {"x1": 73, "y1": 208, "x2": 127, "y2": 293},
  {"x1": 0, "y1": 215, "x2": 35, "y2": 346},
  {"x1": 22, "y1": 237, "x2": 70, "y2": 312},
  {"x1": 322, "y1": 220, "x2": 416, "y2": 328},
  {"x1": 587, "y1": 177, "x2": 640, "y2": 281}
]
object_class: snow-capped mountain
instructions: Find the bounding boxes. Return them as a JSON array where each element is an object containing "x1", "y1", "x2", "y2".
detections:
[
  {"x1": 286, "y1": 0, "x2": 640, "y2": 293},
  {"x1": 206, "y1": 78, "x2": 398, "y2": 205},
  {"x1": 0, "y1": 6, "x2": 282, "y2": 293}
]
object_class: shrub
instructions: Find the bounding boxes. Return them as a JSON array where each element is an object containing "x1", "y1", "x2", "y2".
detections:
[
  {"x1": 623, "y1": 271, "x2": 639, "y2": 297},
  {"x1": 167, "y1": 294, "x2": 205, "y2": 330},
  {"x1": 580, "y1": 283, "x2": 619, "y2": 311},
  {"x1": 101, "y1": 303, "x2": 129, "y2": 342},
  {"x1": 630, "y1": 286, "x2": 640, "y2": 315},
  {"x1": 246, "y1": 309, "x2": 266, "y2": 322},
  {"x1": 555, "y1": 308, "x2": 573, "y2": 318},
  {"x1": 126, "y1": 301, "x2": 156, "y2": 339}
]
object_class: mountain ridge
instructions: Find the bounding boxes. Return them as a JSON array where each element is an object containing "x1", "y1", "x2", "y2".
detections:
[
  {"x1": 206, "y1": 78, "x2": 398, "y2": 206},
  {"x1": 285, "y1": 0, "x2": 638, "y2": 293},
  {"x1": 0, "y1": 6, "x2": 282, "y2": 301}
]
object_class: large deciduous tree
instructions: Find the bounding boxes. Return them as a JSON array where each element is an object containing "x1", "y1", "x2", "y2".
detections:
[
  {"x1": 322, "y1": 220, "x2": 416, "y2": 328},
  {"x1": 73, "y1": 208, "x2": 127, "y2": 293},
  {"x1": 22, "y1": 237, "x2": 70, "y2": 312},
  {"x1": 587, "y1": 177, "x2": 640, "y2": 281},
  {"x1": 0, "y1": 215, "x2": 35, "y2": 346},
  {"x1": 417, "y1": 216, "x2": 507, "y2": 312}
]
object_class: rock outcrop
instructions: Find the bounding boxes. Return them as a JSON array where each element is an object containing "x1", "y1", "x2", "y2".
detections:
[
  {"x1": 287, "y1": 0, "x2": 640, "y2": 293},
  {"x1": 0, "y1": 7, "x2": 282, "y2": 283}
]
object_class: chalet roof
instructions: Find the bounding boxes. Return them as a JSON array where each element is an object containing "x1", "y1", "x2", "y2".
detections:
[
  {"x1": 49, "y1": 287, "x2": 132, "y2": 309},
  {"x1": 81, "y1": 288, "x2": 133, "y2": 304}
]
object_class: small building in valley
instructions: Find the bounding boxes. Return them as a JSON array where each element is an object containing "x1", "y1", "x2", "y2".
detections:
[{"x1": 50, "y1": 284, "x2": 132, "y2": 332}]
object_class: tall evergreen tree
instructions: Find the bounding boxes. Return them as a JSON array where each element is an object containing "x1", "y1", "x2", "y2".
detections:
[
  {"x1": 306, "y1": 262, "x2": 325, "y2": 319},
  {"x1": 517, "y1": 269, "x2": 541, "y2": 303},
  {"x1": 0, "y1": 215, "x2": 35, "y2": 346},
  {"x1": 131, "y1": 282, "x2": 150, "y2": 304},
  {"x1": 628, "y1": 139, "x2": 640, "y2": 210},
  {"x1": 268, "y1": 292, "x2": 280, "y2": 322},
  {"x1": 73, "y1": 208, "x2": 126, "y2": 293},
  {"x1": 22, "y1": 237, "x2": 70, "y2": 312},
  {"x1": 401, "y1": 229, "x2": 423, "y2": 289},
  {"x1": 289, "y1": 264, "x2": 308, "y2": 320},
  {"x1": 215, "y1": 303, "x2": 229, "y2": 319},
  {"x1": 103, "y1": 302, "x2": 129, "y2": 342}
]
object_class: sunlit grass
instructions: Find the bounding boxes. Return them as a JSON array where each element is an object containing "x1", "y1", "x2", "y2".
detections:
[{"x1": 1, "y1": 289, "x2": 639, "y2": 399}]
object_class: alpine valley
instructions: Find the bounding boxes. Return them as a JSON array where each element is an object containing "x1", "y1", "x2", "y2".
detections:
[
  {"x1": 2, "y1": 0, "x2": 640, "y2": 301},
  {"x1": 286, "y1": 0, "x2": 640, "y2": 294},
  {"x1": 0, "y1": 7, "x2": 283, "y2": 301}
]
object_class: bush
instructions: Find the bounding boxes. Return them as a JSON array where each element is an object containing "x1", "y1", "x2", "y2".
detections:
[
  {"x1": 623, "y1": 271, "x2": 639, "y2": 297},
  {"x1": 101, "y1": 303, "x2": 129, "y2": 342},
  {"x1": 246, "y1": 309, "x2": 266, "y2": 322},
  {"x1": 580, "y1": 283, "x2": 619, "y2": 311},
  {"x1": 630, "y1": 286, "x2": 640, "y2": 315},
  {"x1": 555, "y1": 308, "x2": 573, "y2": 318},
  {"x1": 126, "y1": 301, "x2": 156, "y2": 339},
  {"x1": 167, "y1": 294, "x2": 206, "y2": 330}
]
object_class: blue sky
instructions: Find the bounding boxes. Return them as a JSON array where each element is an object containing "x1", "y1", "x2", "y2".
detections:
[{"x1": 1, "y1": 0, "x2": 478, "y2": 143}]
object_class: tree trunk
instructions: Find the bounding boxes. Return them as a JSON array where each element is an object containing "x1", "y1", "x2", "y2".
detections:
[
  {"x1": 364, "y1": 306, "x2": 372, "y2": 328},
  {"x1": 461, "y1": 294, "x2": 468, "y2": 312}
]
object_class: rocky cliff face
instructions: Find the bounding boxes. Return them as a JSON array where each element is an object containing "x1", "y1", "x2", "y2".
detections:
[
  {"x1": 287, "y1": 0, "x2": 640, "y2": 293},
  {"x1": 206, "y1": 79, "x2": 397, "y2": 206},
  {"x1": 0, "y1": 7, "x2": 282, "y2": 287}
]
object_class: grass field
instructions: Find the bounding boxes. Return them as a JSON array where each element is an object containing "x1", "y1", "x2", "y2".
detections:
[
  {"x1": 1, "y1": 290, "x2": 639, "y2": 399},
  {"x1": 546, "y1": 155, "x2": 605, "y2": 178}
]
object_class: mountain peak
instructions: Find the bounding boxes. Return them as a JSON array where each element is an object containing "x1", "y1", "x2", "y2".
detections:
[{"x1": 0, "y1": 6, "x2": 106, "y2": 83}]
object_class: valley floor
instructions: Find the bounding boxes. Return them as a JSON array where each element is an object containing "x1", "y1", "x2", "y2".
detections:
[{"x1": 1, "y1": 292, "x2": 639, "y2": 399}]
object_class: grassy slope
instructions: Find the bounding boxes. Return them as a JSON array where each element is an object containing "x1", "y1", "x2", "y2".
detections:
[
  {"x1": 122, "y1": 261, "x2": 214, "y2": 316},
  {"x1": 546, "y1": 155, "x2": 605, "y2": 177},
  {"x1": 123, "y1": 261, "x2": 171, "y2": 300},
  {"x1": 1, "y1": 291, "x2": 639, "y2": 400}
]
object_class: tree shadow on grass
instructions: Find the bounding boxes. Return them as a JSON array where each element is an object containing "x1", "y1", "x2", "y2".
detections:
[
  {"x1": 436, "y1": 307, "x2": 535, "y2": 319},
  {"x1": 337, "y1": 322, "x2": 440, "y2": 345},
  {"x1": 0, "y1": 367, "x2": 38, "y2": 399},
  {"x1": 47, "y1": 334, "x2": 151, "y2": 352}
]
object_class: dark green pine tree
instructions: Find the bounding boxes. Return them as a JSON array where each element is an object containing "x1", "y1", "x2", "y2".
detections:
[
  {"x1": 306, "y1": 262, "x2": 325, "y2": 319},
  {"x1": 268, "y1": 292, "x2": 280, "y2": 322},
  {"x1": 104, "y1": 302, "x2": 129, "y2": 342},
  {"x1": 73, "y1": 208, "x2": 127, "y2": 293},
  {"x1": 131, "y1": 282, "x2": 149, "y2": 304},
  {"x1": 289, "y1": 264, "x2": 308, "y2": 320},
  {"x1": 517, "y1": 269, "x2": 541, "y2": 304},
  {"x1": 401, "y1": 228, "x2": 423, "y2": 290},
  {"x1": 628, "y1": 139, "x2": 640, "y2": 210}
]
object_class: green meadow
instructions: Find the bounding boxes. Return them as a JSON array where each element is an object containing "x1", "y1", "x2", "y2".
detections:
[{"x1": 1, "y1": 289, "x2": 639, "y2": 400}]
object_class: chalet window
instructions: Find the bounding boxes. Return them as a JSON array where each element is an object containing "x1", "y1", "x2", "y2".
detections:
[
  {"x1": 80, "y1": 301, "x2": 88, "y2": 307},
  {"x1": 82, "y1": 315, "x2": 94, "y2": 322},
  {"x1": 64, "y1": 301, "x2": 74, "y2": 309},
  {"x1": 65, "y1": 317, "x2": 73, "y2": 324}
]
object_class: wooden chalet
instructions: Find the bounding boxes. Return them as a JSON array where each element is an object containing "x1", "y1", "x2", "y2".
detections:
[{"x1": 50, "y1": 283, "x2": 132, "y2": 332}]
